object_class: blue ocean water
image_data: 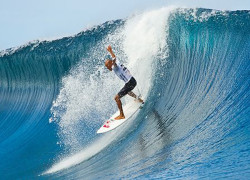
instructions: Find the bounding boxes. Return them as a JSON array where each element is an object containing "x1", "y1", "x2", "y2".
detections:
[{"x1": 0, "y1": 7, "x2": 250, "y2": 179}]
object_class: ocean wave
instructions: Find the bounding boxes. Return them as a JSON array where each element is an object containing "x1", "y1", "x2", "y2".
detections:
[{"x1": 0, "y1": 7, "x2": 250, "y2": 179}]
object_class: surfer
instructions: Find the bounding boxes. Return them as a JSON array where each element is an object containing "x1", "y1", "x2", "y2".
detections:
[{"x1": 105, "y1": 45, "x2": 144, "y2": 120}]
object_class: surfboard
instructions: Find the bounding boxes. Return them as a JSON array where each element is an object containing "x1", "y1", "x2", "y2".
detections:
[{"x1": 97, "y1": 100, "x2": 144, "y2": 134}]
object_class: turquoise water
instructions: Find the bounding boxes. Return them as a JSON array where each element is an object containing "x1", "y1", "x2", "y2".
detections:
[{"x1": 0, "y1": 8, "x2": 250, "y2": 179}]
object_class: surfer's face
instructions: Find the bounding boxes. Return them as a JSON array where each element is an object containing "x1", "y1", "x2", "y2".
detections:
[{"x1": 105, "y1": 59, "x2": 112, "y2": 71}]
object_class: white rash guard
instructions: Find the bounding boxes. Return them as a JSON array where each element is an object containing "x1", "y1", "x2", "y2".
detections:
[{"x1": 112, "y1": 59, "x2": 133, "y2": 83}]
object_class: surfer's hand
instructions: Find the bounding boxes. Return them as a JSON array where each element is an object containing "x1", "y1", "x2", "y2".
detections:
[
  {"x1": 107, "y1": 45, "x2": 116, "y2": 60},
  {"x1": 107, "y1": 45, "x2": 112, "y2": 52}
]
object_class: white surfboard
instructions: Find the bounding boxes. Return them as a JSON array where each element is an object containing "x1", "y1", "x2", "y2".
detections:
[{"x1": 97, "y1": 100, "x2": 144, "y2": 134}]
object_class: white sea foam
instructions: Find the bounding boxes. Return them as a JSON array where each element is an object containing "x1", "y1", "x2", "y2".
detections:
[
  {"x1": 43, "y1": 131, "x2": 116, "y2": 175},
  {"x1": 123, "y1": 6, "x2": 175, "y2": 97}
]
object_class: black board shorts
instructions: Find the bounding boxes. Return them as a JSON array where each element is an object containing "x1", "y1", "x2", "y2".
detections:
[{"x1": 118, "y1": 77, "x2": 137, "y2": 98}]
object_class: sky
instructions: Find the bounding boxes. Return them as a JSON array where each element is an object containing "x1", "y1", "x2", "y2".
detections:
[{"x1": 0, "y1": 0, "x2": 250, "y2": 50}]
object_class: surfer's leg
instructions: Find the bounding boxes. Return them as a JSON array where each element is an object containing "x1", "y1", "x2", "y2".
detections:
[
  {"x1": 128, "y1": 91, "x2": 144, "y2": 103},
  {"x1": 114, "y1": 77, "x2": 142, "y2": 120},
  {"x1": 128, "y1": 91, "x2": 136, "y2": 98},
  {"x1": 114, "y1": 94, "x2": 125, "y2": 120},
  {"x1": 126, "y1": 78, "x2": 143, "y2": 103}
]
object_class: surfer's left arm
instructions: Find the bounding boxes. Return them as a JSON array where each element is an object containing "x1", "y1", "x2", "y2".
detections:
[{"x1": 107, "y1": 45, "x2": 116, "y2": 65}]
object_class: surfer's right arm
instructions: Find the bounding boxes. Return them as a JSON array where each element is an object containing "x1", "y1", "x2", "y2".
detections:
[{"x1": 107, "y1": 45, "x2": 116, "y2": 65}]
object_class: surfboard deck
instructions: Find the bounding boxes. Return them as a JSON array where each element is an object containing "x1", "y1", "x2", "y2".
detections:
[{"x1": 97, "y1": 100, "x2": 144, "y2": 134}]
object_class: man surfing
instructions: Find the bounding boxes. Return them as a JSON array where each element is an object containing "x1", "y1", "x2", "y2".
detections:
[{"x1": 105, "y1": 45, "x2": 144, "y2": 120}]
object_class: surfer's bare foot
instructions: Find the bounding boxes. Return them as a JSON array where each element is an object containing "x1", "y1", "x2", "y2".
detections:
[
  {"x1": 136, "y1": 97, "x2": 144, "y2": 103},
  {"x1": 138, "y1": 98, "x2": 144, "y2": 103},
  {"x1": 115, "y1": 115, "x2": 125, "y2": 120},
  {"x1": 134, "y1": 97, "x2": 144, "y2": 103}
]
